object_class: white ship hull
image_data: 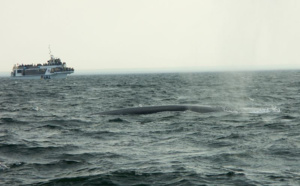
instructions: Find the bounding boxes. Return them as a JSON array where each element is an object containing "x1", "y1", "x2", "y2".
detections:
[{"x1": 11, "y1": 72, "x2": 73, "y2": 80}]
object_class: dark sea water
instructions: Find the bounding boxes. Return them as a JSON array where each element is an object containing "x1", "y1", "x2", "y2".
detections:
[{"x1": 1, "y1": 71, "x2": 300, "y2": 186}]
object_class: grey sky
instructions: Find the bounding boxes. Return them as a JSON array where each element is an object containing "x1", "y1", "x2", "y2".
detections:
[{"x1": 1, "y1": 0, "x2": 300, "y2": 73}]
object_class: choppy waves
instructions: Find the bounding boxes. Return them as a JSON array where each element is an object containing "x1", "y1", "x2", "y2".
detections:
[{"x1": 1, "y1": 71, "x2": 300, "y2": 185}]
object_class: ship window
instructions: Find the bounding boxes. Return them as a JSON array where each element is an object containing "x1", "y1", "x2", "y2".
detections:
[{"x1": 17, "y1": 70, "x2": 23, "y2": 73}]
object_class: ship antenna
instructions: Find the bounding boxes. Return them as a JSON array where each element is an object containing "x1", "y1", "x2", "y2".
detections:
[{"x1": 49, "y1": 45, "x2": 52, "y2": 58}]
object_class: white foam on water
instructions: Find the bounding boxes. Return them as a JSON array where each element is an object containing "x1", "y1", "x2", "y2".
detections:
[
  {"x1": 0, "y1": 162, "x2": 8, "y2": 170},
  {"x1": 224, "y1": 106, "x2": 281, "y2": 114}
]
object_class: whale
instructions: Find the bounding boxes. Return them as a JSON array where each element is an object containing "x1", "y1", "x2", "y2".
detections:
[{"x1": 96, "y1": 105, "x2": 224, "y2": 115}]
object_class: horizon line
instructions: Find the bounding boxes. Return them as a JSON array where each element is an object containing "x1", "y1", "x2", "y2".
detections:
[{"x1": 1, "y1": 66, "x2": 300, "y2": 77}]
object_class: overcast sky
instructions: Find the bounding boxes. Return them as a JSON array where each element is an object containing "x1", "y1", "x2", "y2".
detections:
[{"x1": 1, "y1": 0, "x2": 300, "y2": 74}]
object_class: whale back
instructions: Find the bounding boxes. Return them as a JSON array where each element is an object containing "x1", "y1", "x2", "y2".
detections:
[{"x1": 97, "y1": 105, "x2": 223, "y2": 115}]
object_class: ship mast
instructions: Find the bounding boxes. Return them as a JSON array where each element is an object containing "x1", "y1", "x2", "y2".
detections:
[
  {"x1": 48, "y1": 45, "x2": 54, "y2": 63},
  {"x1": 49, "y1": 45, "x2": 53, "y2": 57}
]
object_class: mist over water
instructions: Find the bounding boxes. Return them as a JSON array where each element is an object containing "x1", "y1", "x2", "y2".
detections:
[{"x1": 0, "y1": 71, "x2": 300, "y2": 185}]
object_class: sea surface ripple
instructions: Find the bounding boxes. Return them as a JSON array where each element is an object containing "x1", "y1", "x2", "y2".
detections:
[{"x1": 0, "y1": 71, "x2": 300, "y2": 185}]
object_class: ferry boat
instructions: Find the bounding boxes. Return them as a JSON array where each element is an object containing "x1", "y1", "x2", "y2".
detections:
[{"x1": 11, "y1": 54, "x2": 74, "y2": 79}]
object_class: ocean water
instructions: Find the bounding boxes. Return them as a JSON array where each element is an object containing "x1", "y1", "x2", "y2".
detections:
[{"x1": 0, "y1": 71, "x2": 300, "y2": 185}]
